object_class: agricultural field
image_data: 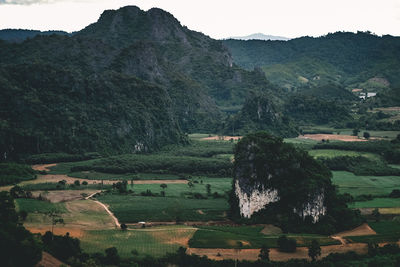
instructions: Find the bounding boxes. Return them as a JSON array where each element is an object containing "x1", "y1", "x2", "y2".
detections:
[
  {"x1": 15, "y1": 198, "x2": 67, "y2": 214},
  {"x1": 349, "y1": 198, "x2": 400, "y2": 209},
  {"x1": 3, "y1": 130, "x2": 400, "y2": 261},
  {"x1": 346, "y1": 221, "x2": 400, "y2": 243},
  {"x1": 81, "y1": 226, "x2": 196, "y2": 258},
  {"x1": 308, "y1": 149, "x2": 381, "y2": 160},
  {"x1": 189, "y1": 225, "x2": 339, "y2": 249},
  {"x1": 299, "y1": 126, "x2": 400, "y2": 139},
  {"x1": 96, "y1": 193, "x2": 229, "y2": 223},
  {"x1": 331, "y1": 171, "x2": 400, "y2": 196}
]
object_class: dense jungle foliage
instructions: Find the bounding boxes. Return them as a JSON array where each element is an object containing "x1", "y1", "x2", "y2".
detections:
[{"x1": 0, "y1": 6, "x2": 290, "y2": 160}]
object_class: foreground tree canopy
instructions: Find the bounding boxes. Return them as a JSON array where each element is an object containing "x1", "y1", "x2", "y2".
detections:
[{"x1": 230, "y1": 132, "x2": 363, "y2": 234}]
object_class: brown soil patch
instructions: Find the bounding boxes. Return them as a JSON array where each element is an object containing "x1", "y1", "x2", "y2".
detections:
[
  {"x1": 32, "y1": 190, "x2": 99, "y2": 203},
  {"x1": 201, "y1": 135, "x2": 242, "y2": 141},
  {"x1": 144, "y1": 227, "x2": 197, "y2": 246},
  {"x1": 375, "y1": 107, "x2": 400, "y2": 112},
  {"x1": 335, "y1": 223, "x2": 376, "y2": 237},
  {"x1": 261, "y1": 224, "x2": 282, "y2": 235},
  {"x1": 188, "y1": 243, "x2": 368, "y2": 261},
  {"x1": 32, "y1": 163, "x2": 57, "y2": 172},
  {"x1": 1, "y1": 172, "x2": 188, "y2": 191},
  {"x1": 299, "y1": 134, "x2": 368, "y2": 142},
  {"x1": 37, "y1": 251, "x2": 67, "y2": 267},
  {"x1": 27, "y1": 226, "x2": 84, "y2": 238}
]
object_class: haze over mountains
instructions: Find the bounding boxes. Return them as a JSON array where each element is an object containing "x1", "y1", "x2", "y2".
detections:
[
  {"x1": 229, "y1": 33, "x2": 290, "y2": 41},
  {"x1": 1, "y1": 5, "x2": 399, "y2": 160}
]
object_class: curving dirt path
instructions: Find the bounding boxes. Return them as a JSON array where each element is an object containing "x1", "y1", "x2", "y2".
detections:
[{"x1": 91, "y1": 200, "x2": 120, "y2": 228}]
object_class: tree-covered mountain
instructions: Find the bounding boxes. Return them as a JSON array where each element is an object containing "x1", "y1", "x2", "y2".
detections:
[
  {"x1": 0, "y1": 29, "x2": 70, "y2": 43},
  {"x1": 0, "y1": 6, "x2": 289, "y2": 159},
  {"x1": 223, "y1": 32, "x2": 400, "y2": 91}
]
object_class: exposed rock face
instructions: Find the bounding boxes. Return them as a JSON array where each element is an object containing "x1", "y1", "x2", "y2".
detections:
[
  {"x1": 234, "y1": 179, "x2": 326, "y2": 222},
  {"x1": 235, "y1": 180, "x2": 279, "y2": 218},
  {"x1": 294, "y1": 192, "x2": 327, "y2": 223}
]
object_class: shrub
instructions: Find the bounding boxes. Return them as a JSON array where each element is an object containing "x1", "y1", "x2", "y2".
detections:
[{"x1": 277, "y1": 235, "x2": 297, "y2": 252}]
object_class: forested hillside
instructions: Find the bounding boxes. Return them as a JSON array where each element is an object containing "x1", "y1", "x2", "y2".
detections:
[
  {"x1": 223, "y1": 32, "x2": 400, "y2": 91},
  {"x1": 0, "y1": 29, "x2": 70, "y2": 43},
  {"x1": 0, "y1": 6, "x2": 288, "y2": 159}
]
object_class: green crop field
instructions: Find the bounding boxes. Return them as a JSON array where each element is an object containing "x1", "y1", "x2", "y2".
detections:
[
  {"x1": 331, "y1": 171, "x2": 400, "y2": 196},
  {"x1": 96, "y1": 178, "x2": 232, "y2": 223},
  {"x1": 130, "y1": 178, "x2": 232, "y2": 197},
  {"x1": 346, "y1": 221, "x2": 400, "y2": 243},
  {"x1": 299, "y1": 126, "x2": 400, "y2": 139},
  {"x1": 80, "y1": 226, "x2": 196, "y2": 258},
  {"x1": 349, "y1": 198, "x2": 400, "y2": 209},
  {"x1": 308, "y1": 149, "x2": 381, "y2": 160},
  {"x1": 96, "y1": 194, "x2": 229, "y2": 223},
  {"x1": 68, "y1": 171, "x2": 183, "y2": 181},
  {"x1": 189, "y1": 225, "x2": 339, "y2": 249},
  {"x1": 15, "y1": 198, "x2": 66, "y2": 213}
]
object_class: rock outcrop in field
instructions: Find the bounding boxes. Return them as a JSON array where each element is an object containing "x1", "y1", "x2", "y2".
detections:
[{"x1": 232, "y1": 132, "x2": 330, "y2": 223}]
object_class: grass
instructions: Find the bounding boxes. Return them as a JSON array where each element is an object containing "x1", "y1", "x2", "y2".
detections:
[
  {"x1": 80, "y1": 226, "x2": 196, "y2": 258},
  {"x1": 308, "y1": 149, "x2": 381, "y2": 161},
  {"x1": 129, "y1": 177, "x2": 232, "y2": 197},
  {"x1": 68, "y1": 171, "x2": 182, "y2": 181},
  {"x1": 20, "y1": 183, "x2": 112, "y2": 191},
  {"x1": 284, "y1": 138, "x2": 318, "y2": 150},
  {"x1": 96, "y1": 194, "x2": 229, "y2": 223},
  {"x1": 95, "y1": 177, "x2": 232, "y2": 223},
  {"x1": 15, "y1": 198, "x2": 66, "y2": 213},
  {"x1": 189, "y1": 225, "x2": 339, "y2": 249},
  {"x1": 349, "y1": 198, "x2": 400, "y2": 209},
  {"x1": 331, "y1": 171, "x2": 400, "y2": 196},
  {"x1": 346, "y1": 221, "x2": 400, "y2": 243},
  {"x1": 299, "y1": 126, "x2": 400, "y2": 139}
]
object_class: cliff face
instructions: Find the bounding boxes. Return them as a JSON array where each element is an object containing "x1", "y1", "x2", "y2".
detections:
[
  {"x1": 232, "y1": 132, "x2": 331, "y2": 223},
  {"x1": 235, "y1": 180, "x2": 279, "y2": 218},
  {"x1": 234, "y1": 175, "x2": 327, "y2": 222}
]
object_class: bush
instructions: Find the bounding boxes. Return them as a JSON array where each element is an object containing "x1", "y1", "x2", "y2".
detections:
[
  {"x1": 277, "y1": 235, "x2": 297, "y2": 252},
  {"x1": 0, "y1": 163, "x2": 36, "y2": 186}
]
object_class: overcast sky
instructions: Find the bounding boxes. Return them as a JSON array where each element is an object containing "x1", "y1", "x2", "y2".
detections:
[{"x1": 0, "y1": 0, "x2": 399, "y2": 39}]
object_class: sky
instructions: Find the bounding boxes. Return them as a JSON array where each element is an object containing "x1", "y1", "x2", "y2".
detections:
[{"x1": 0, "y1": 0, "x2": 399, "y2": 39}]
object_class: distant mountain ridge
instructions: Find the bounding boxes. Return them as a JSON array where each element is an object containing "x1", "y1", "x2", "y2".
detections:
[
  {"x1": 229, "y1": 33, "x2": 290, "y2": 41},
  {"x1": 223, "y1": 32, "x2": 400, "y2": 91},
  {"x1": 0, "y1": 29, "x2": 70, "y2": 43}
]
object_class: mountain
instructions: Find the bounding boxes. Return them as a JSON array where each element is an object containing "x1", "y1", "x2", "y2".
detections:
[
  {"x1": 223, "y1": 32, "x2": 400, "y2": 91},
  {"x1": 229, "y1": 33, "x2": 290, "y2": 41},
  {"x1": 0, "y1": 29, "x2": 70, "y2": 43},
  {"x1": 0, "y1": 6, "x2": 289, "y2": 159}
]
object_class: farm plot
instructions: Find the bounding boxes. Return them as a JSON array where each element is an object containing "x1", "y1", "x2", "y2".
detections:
[
  {"x1": 350, "y1": 198, "x2": 400, "y2": 209},
  {"x1": 309, "y1": 149, "x2": 381, "y2": 160},
  {"x1": 17, "y1": 198, "x2": 115, "y2": 237},
  {"x1": 346, "y1": 221, "x2": 400, "y2": 243},
  {"x1": 96, "y1": 194, "x2": 229, "y2": 223},
  {"x1": 80, "y1": 226, "x2": 197, "y2": 258},
  {"x1": 189, "y1": 225, "x2": 339, "y2": 249},
  {"x1": 331, "y1": 171, "x2": 400, "y2": 196},
  {"x1": 96, "y1": 178, "x2": 231, "y2": 222}
]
